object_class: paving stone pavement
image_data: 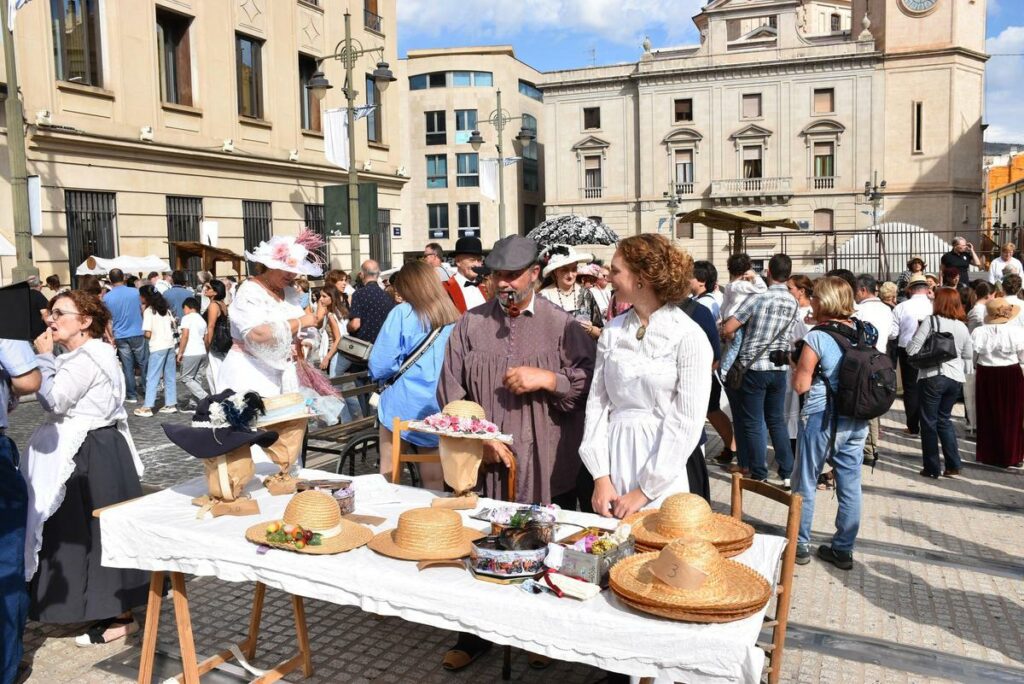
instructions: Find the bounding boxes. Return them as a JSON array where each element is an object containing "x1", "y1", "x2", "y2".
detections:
[{"x1": 9, "y1": 393, "x2": 1023, "y2": 683}]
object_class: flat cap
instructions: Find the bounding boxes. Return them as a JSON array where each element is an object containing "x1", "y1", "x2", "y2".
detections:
[{"x1": 484, "y1": 236, "x2": 539, "y2": 272}]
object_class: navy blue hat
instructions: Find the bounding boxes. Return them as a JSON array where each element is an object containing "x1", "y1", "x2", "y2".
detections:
[{"x1": 162, "y1": 390, "x2": 279, "y2": 459}]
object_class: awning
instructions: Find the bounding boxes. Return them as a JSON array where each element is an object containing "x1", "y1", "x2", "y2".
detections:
[
  {"x1": 675, "y1": 208, "x2": 799, "y2": 255},
  {"x1": 75, "y1": 255, "x2": 172, "y2": 276}
]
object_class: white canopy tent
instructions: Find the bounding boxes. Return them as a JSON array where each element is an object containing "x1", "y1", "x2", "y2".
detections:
[{"x1": 75, "y1": 255, "x2": 172, "y2": 276}]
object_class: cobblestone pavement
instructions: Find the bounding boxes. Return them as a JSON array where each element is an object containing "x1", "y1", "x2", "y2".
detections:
[{"x1": 9, "y1": 392, "x2": 1023, "y2": 683}]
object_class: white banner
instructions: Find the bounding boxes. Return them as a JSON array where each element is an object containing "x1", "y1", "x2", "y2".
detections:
[
  {"x1": 323, "y1": 108, "x2": 349, "y2": 170},
  {"x1": 480, "y1": 159, "x2": 498, "y2": 201},
  {"x1": 8, "y1": 0, "x2": 31, "y2": 32}
]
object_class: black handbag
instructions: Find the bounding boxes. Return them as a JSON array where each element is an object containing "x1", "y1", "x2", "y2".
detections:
[
  {"x1": 210, "y1": 304, "x2": 232, "y2": 354},
  {"x1": 907, "y1": 316, "x2": 957, "y2": 369}
]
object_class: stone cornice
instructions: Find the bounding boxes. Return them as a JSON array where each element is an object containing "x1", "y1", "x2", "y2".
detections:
[
  {"x1": 24, "y1": 128, "x2": 408, "y2": 188},
  {"x1": 542, "y1": 51, "x2": 881, "y2": 96}
]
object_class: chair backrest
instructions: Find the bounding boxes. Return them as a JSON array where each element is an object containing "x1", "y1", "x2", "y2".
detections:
[
  {"x1": 390, "y1": 417, "x2": 518, "y2": 501},
  {"x1": 730, "y1": 473, "x2": 802, "y2": 684},
  {"x1": 389, "y1": 417, "x2": 441, "y2": 486}
]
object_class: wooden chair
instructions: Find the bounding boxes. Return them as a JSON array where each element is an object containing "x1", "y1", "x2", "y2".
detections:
[
  {"x1": 730, "y1": 473, "x2": 802, "y2": 684},
  {"x1": 389, "y1": 417, "x2": 516, "y2": 501}
]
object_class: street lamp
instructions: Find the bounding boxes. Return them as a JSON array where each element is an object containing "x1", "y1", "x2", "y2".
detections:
[
  {"x1": 664, "y1": 183, "x2": 682, "y2": 244},
  {"x1": 305, "y1": 11, "x2": 396, "y2": 274},
  {"x1": 468, "y1": 89, "x2": 536, "y2": 239},
  {"x1": 864, "y1": 171, "x2": 887, "y2": 228}
]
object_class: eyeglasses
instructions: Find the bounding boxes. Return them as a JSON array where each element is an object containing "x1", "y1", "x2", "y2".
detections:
[{"x1": 48, "y1": 308, "x2": 85, "y2": 321}]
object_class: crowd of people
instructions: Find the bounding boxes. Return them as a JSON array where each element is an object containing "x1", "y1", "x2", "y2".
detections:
[{"x1": 2, "y1": 230, "x2": 1023, "y2": 682}]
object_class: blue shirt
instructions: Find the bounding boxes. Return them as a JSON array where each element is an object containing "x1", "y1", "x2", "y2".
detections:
[
  {"x1": 368, "y1": 303, "x2": 454, "y2": 448},
  {"x1": 163, "y1": 285, "x2": 193, "y2": 321},
  {"x1": 0, "y1": 340, "x2": 39, "y2": 428},
  {"x1": 104, "y1": 284, "x2": 143, "y2": 339},
  {"x1": 350, "y1": 283, "x2": 396, "y2": 344}
]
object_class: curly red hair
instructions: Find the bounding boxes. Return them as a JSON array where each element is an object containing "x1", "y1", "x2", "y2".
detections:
[
  {"x1": 51, "y1": 290, "x2": 110, "y2": 340},
  {"x1": 617, "y1": 234, "x2": 694, "y2": 304}
]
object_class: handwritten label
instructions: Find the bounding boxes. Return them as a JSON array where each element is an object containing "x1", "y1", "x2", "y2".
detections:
[
  {"x1": 649, "y1": 552, "x2": 708, "y2": 591},
  {"x1": 344, "y1": 513, "x2": 387, "y2": 526}
]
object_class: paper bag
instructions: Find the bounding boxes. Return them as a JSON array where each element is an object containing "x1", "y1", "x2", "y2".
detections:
[
  {"x1": 203, "y1": 446, "x2": 255, "y2": 502},
  {"x1": 438, "y1": 436, "x2": 483, "y2": 497}
]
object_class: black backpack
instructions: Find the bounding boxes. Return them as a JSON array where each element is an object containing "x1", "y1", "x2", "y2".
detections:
[{"x1": 812, "y1": 320, "x2": 897, "y2": 421}]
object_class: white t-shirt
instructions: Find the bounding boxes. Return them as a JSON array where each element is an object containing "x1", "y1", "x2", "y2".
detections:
[
  {"x1": 143, "y1": 308, "x2": 176, "y2": 352},
  {"x1": 180, "y1": 311, "x2": 208, "y2": 356}
]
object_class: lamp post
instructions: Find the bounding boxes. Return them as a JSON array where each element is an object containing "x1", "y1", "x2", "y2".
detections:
[
  {"x1": 864, "y1": 171, "x2": 887, "y2": 228},
  {"x1": 305, "y1": 11, "x2": 395, "y2": 274},
  {"x1": 663, "y1": 183, "x2": 682, "y2": 245},
  {"x1": 467, "y1": 89, "x2": 536, "y2": 239}
]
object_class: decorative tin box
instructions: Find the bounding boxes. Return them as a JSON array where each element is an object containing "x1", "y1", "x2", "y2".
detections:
[{"x1": 558, "y1": 527, "x2": 635, "y2": 586}]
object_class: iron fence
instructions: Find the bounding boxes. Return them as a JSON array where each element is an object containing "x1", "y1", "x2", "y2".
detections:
[
  {"x1": 65, "y1": 190, "x2": 116, "y2": 285},
  {"x1": 166, "y1": 196, "x2": 202, "y2": 284},
  {"x1": 242, "y1": 200, "x2": 272, "y2": 275}
]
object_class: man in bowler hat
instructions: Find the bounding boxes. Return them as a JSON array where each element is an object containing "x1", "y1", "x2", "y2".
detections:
[{"x1": 441, "y1": 236, "x2": 489, "y2": 314}]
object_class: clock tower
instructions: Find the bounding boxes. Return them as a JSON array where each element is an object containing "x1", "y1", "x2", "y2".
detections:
[{"x1": 848, "y1": 0, "x2": 988, "y2": 236}]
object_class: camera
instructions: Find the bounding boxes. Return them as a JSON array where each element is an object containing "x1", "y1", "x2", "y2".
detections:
[{"x1": 769, "y1": 340, "x2": 805, "y2": 367}]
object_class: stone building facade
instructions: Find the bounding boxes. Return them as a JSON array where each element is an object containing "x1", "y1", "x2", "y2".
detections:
[
  {"x1": 0, "y1": 0, "x2": 405, "y2": 283},
  {"x1": 396, "y1": 46, "x2": 544, "y2": 258},
  {"x1": 539, "y1": 0, "x2": 987, "y2": 274}
]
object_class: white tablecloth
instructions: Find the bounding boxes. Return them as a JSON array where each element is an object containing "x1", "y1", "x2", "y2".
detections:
[{"x1": 101, "y1": 467, "x2": 786, "y2": 683}]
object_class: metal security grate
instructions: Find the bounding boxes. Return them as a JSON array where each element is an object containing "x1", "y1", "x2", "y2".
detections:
[
  {"x1": 242, "y1": 200, "x2": 272, "y2": 274},
  {"x1": 65, "y1": 190, "x2": 116, "y2": 283},
  {"x1": 166, "y1": 196, "x2": 202, "y2": 282},
  {"x1": 371, "y1": 208, "x2": 391, "y2": 270}
]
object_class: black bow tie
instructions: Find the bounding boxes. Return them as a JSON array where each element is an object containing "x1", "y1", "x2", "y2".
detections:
[{"x1": 463, "y1": 280, "x2": 479, "y2": 288}]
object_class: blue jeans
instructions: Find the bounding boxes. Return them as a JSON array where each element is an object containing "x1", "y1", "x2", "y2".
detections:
[
  {"x1": 330, "y1": 354, "x2": 363, "y2": 422},
  {"x1": 919, "y1": 375, "x2": 963, "y2": 475},
  {"x1": 793, "y1": 409, "x2": 869, "y2": 552},
  {"x1": 115, "y1": 335, "x2": 149, "y2": 400},
  {"x1": 144, "y1": 348, "x2": 177, "y2": 409},
  {"x1": 735, "y1": 369, "x2": 794, "y2": 480},
  {"x1": 0, "y1": 435, "x2": 27, "y2": 684}
]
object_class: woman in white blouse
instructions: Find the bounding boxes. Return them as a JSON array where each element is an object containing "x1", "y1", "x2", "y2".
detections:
[
  {"x1": 22, "y1": 291, "x2": 148, "y2": 646},
  {"x1": 135, "y1": 284, "x2": 177, "y2": 417},
  {"x1": 971, "y1": 298, "x2": 1024, "y2": 468},
  {"x1": 580, "y1": 234, "x2": 712, "y2": 518}
]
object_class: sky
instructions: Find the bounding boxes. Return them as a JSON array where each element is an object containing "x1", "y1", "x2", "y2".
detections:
[{"x1": 397, "y1": 0, "x2": 1024, "y2": 144}]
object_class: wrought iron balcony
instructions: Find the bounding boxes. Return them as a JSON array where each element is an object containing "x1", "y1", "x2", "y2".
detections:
[
  {"x1": 710, "y1": 176, "x2": 792, "y2": 205},
  {"x1": 364, "y1": 10, "x2": 383, "y2": 33}
]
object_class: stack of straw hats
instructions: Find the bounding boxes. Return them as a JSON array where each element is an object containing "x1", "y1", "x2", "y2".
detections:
[
  {"x1": 246, "y1": 490, "x2": 372, "y2": 555},
  {"x1": 368, "y1": 507, "x2": 485, "y2": 560},
  {"x1": 624, "y1": 493, "x2": 754, "y2": 557},
  {"x1": 610, "y1": 540, "x2": 771, "y2": 623}
]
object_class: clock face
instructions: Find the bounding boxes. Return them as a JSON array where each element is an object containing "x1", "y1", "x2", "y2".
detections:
[{"x1": 899, "y1": 0, "x2": 938, "y2": 14}]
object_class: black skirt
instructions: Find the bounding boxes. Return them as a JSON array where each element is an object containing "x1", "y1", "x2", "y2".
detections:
[
  {"x1": 687, "y1": 443, "x2": 711, "y2": 503},
  {"x1": 28, "y1": 425, "x2": 149, "y2": 623}
]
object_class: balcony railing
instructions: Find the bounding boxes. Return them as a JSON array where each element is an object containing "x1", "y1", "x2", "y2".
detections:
[
  {"x1": 364, "y1": 9, "x2": 383, "y2": 33},
  {"x1": 582, "y1": 186, "x2": 604, "y2": 199},
  {"x1": 710, "y1": 176, "x2": 793, "y2": 205},
  {"x1": 810, "y1": 176, "x2": 837, "y2": 190},
  {"x1": 675, "y1": 181, "x2": 694, "y2": 195}
]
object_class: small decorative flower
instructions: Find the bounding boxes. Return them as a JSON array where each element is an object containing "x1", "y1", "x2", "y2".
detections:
[{"x1": 208, "y1": 403, "x2": 227, "y2": 427}]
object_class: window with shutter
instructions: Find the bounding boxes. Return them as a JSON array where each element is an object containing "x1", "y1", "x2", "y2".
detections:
[
  {"x1": 813, "y1": 142, "x2": 834, "y2": 177},
  {"x1": 813, "y1": 88, "x2": 834, "y2": 114},
  {"x1": 742, "y1": 146, "x2": 762, "y2": 179}
]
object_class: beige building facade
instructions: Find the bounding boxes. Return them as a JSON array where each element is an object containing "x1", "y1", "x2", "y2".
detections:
[
  {"x1": 0, "y1": 0, "x2": 406, "y2": 284},
  {"x1": 540, "y1": 0, "x2": 987, "y2": 274},
  {"x1": 397, "y1": 46, "x2": 544, "y2": 258}
]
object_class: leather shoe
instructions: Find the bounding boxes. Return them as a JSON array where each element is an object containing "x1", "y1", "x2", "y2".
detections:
[
  {"x1": 918, "y1": 469, "x2": 939, "y2": 479},
  {"x1": 942, "y1": 468, "x2": 961, "y2": 477}
]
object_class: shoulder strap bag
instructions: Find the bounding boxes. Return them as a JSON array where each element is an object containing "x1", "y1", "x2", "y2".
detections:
[
  {"x1": 907, "y1": 316, "x2": 958, "y2": 369},
  {"x1": 724, "y1": 306, "x2": 798, "y2": 391},
  {"x1": 368, "y1": 327, "x2": 444, "y2": 410}
]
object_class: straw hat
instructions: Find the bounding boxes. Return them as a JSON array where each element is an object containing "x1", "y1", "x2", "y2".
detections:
[
  {"x1": 368, "y1": 507, "x2": 485, "y2": 561},
  {"x1": 540, "y1": 244, "x2": 593, "y2": 278},
  {"x1": 245, "y1": 490, "x2": 372, "y2": 555},
  {"x1": 985, "y1": 297, "x2": 1021, "y2": 325},
  {"x1": 245, "y1": 228, "x2": 325, "y2": 277},
  {"x1": 609, "y1": 540, "x2": 770, "y2": 622},
  {"x1": 623, "y1": 493, "x2": 753, "y2": 557}
]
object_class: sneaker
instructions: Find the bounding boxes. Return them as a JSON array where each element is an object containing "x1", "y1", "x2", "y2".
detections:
[
  {"x1": 781, "y1": 478, "x2": 791, "y2": 490},
  {"x1": 133, "y1": 407, "x2": 153, "y2": 418},
  {"x1": 1009, "y1": 462, "x2": 1023, "y2": 470},
  {"x1": 713, "y1": 448, "x2": 734, "y2": 465},
  {"x1": 817, "y1": 545, "x2": 854, "y2": 570},
  {"x1": 794, "y1": 543, "x2": 811, "y2": 565},
  {"x1": 124, "y1": 397, "x2": 138, "y2": 404},
  {"x1": 918, "y1": 469, "x2": 939, "y2": 479},
  {"x1": 158, "y1": 406, "x2": 178, "y2": 414}
]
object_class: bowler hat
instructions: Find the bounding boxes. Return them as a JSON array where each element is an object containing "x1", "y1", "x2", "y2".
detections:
[
  {"x1": 163, "y1": 390, "x2": 279, "y2": 459},
  {"x1": 453, "y1": 236, "x2": 484, "y2": 257},
  {"x1": 484, "y1": 235, "x2": 539, "y2": 272}
]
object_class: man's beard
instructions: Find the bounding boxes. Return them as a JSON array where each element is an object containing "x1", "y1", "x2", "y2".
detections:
[{"x1": 498, "y1": 285, "x2": 533, "y2": 315}]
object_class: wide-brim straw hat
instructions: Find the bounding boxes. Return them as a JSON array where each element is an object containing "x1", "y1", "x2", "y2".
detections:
[
  {"x1": 245, "y1": 490, "x2": 372, "y2": 555},
  {"x1": 541, "y1": 244, "x2": 593, "y2": 278},
  {"x1": 623, "y1": 493, "x2": 753, "y2": 557},
  {"x1": 368, "y1": 507, "x2": 485, "y2": 561},
  {"x1": 985, "y1": 298, "x2": 1021, "y2": 325},
  {"x1": 609, "y1": 540, "x2": 770, "y2": 622}
]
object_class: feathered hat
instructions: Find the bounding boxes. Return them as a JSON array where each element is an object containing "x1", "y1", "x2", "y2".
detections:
[
  {"x1": 244, "y1": 227, "x2": 325, "y2": 277},
  {"x1": 162, "y1": 390, "x2": 280, "y2": 459}
]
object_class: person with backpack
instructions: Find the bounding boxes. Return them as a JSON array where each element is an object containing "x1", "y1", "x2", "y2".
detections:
[
  {"x1": 906, "y1": 288, "x2": 973, "y2": 478},
  {"x1": 201, "y1": 279, "x2": 231, "y2": 394},
  {"x1": 791, "y1": 276, "x2": 891, "y2": 571}
]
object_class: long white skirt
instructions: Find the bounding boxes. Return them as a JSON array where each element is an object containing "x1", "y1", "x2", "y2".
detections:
[
  {"x1": 216, "y1": 348, "x2": 298, "y2": 397},
  {"x1": 607, "y1": 409, "x2": 689, "y2": 505}
]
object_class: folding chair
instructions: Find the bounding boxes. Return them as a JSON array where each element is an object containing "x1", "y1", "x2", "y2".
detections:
[{"x1": 730, "y1": 473, "x2": 802, "y2": 684}]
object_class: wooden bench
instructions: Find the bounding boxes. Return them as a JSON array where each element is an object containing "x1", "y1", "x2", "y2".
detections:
[{"x1": 303, "y1": 371, "x2": 379, "y2": 475}]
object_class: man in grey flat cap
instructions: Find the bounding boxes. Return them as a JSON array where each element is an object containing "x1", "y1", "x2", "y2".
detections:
[{"x1": 436, "y1": 235, "x2": 596, "y2": 669}]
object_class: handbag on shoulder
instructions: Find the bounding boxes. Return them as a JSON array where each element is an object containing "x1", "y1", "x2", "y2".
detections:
[{"x1": 907, "y1": 316, "x2": 957, "y2": 369}]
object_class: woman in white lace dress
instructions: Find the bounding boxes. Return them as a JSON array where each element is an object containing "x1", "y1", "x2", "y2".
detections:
[
  {"x1": 217, "y1": 231, "x2": 324, "y2": 396},
  {"x1": 580, "y1": 235, "x2": 712, "y2": 519}
]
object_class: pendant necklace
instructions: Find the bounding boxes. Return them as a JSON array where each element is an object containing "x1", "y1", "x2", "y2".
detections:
[
  {"x1": 635, "y1": 311, "x2": 647, "y2": 341},
  {"x1": 557, "y1": 285, "x2": 577, "y2": 313}
]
